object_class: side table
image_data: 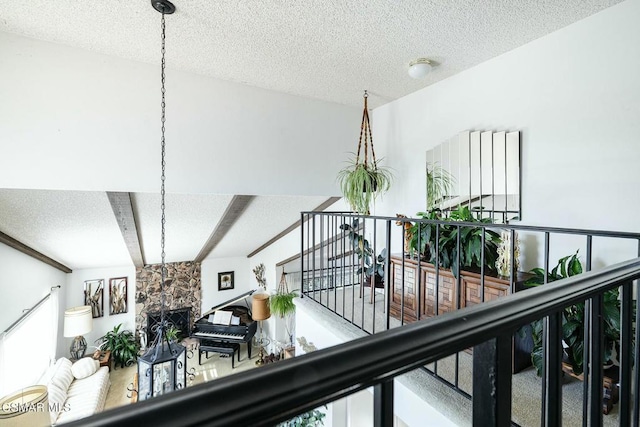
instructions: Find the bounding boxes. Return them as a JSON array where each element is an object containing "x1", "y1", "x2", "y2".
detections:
[{"x1": 96, "y1": 350, "x2": 111, "y2": 371}]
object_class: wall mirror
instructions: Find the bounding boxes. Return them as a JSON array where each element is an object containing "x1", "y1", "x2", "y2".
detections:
[{"x1": 426, "y1": 130, "x2": 521, "y2": 223}]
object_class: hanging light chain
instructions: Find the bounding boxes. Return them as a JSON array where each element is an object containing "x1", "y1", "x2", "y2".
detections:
[{"x1": 160, "y1": 11, "x2": 167, "y2": 313}]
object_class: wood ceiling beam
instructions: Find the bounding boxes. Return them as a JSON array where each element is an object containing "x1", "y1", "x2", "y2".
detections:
[
  {"x1": 107, "y1": 192, "x2": 145, "y2": 268},
  {"x1": 194, "y1": 195, "x2": 256, "y2": 263},
  {"x1": 0, "y1": 231, "x2": 72, "y2": 273},
  {"x1": 247, "y1": 196, "x2": 341, "y2": 258}
]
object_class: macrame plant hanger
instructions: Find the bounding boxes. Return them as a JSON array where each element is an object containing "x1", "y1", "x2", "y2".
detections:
[{"x1": 355, "y1": 90, "x2": 379, "y2": 192}]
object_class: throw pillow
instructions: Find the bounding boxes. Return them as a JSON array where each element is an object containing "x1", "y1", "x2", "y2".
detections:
[
  {"x1": 50, "y1": 358, "x2": 74, "y2": 392},
  {"x1": 71, "y1": 357, "x2": 99, "y2": 380}
]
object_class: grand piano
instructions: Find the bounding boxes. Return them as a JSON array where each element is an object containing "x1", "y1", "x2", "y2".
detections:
[{"x1": 191, "y1": 290, "x2": 257, "y2": 359}]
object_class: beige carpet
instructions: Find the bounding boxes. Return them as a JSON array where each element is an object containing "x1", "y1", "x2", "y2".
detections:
[{"x1": 305, "y1": 286, "x2": 621, "y2": 427}]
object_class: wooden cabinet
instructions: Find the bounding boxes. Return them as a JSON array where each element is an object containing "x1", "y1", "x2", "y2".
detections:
[
  {"x1": 389, "y1": 255, "x2": 534, "y2": 373},
  {"x1": 390, "y1": 255, "x2": 521, "y2": 324}
]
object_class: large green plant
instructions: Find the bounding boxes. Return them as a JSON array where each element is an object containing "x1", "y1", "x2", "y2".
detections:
[
  {"x1": 525, "y1": 251, "x2": 622, "y2": 376},
  {"x1": 340, "y1": 219, "x2": 387, "y2": 282},
  {"x1": 409, "y1": 207, "x2": 501, "y2": 277},
  {"x1": 337, "y1": 157, "x2": 393, "y2": 215},
  {"x1": 96, "y1": 323, "x2": 140, "y2": 369},
  {"x1": 426, "y1": 162, "x2": 455, "y2": 211}
]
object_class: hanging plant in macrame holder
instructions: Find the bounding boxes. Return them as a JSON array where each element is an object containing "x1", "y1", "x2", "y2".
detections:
[{"x1": 337, "y1": 91, "x2": 393, "y2": 215}]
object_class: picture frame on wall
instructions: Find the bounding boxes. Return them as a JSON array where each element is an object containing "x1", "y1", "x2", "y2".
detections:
[
  {"x1": 218, "y1": 271, "x2": 234, "y2": 291},
  {"x1": 84, "y1": 279, "x2": 104, "y2": 318},
  {"x1": 109, "y1": 277, "x2": 128, "y2": 315}
]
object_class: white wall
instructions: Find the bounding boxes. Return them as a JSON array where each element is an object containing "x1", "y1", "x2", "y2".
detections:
[
  {"x1": 371, "y1": 0, "x2": 640, "y2": 268},
  {"x1": 0, "y1": 243, "x2": 68, "y2": 352},
  {"x1": 295, "y1": 298, "x2": 457, "y2": 427},
  {"x1": 64, "y1": 265, "x2": 136, "y2": 357},
  {"x1": 201, "y1": 256, "x2": 251, "y2": 311},
  {"x1": 373, "y1": 0, "x2": 640, "y2": 229},
  {"x1": 0, "y1": 31, "x2": 359, "y2": 197}
]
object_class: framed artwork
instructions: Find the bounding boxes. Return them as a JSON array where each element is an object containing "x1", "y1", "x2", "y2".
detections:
[
  {"x1": 218, "y1": 271, "x2": 234, "y2": 291},
  {"x1": 84, "y1": 279, "x2": 104, "y2": 318},
  {"x1": 109, "y1": 277, "x2": 128, "y2": 315}
]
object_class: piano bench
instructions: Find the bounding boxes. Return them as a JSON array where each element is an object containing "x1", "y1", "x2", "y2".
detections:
[{"x1": 199, "y1": 342, "x2": 240, "y2": 368}]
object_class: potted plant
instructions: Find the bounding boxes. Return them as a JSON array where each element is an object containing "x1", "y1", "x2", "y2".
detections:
[
  {"x1": 96, "y1": 323, "x2": 140, "y2": 369},
  {"x1": 340, "y1": 219, "x2": 387, "y2": 287},
  {"x1": 525, "y1": 251, "x2": 622, "y2": 376},
  {"x1": 337, "y1": 157, "x2": 393, "y2": 215},
  {"x1": 336, "y1": 91, "x2": 393, "y2": 215},
  {"x1": 165, "y1": 324, "x2": 182, "y2": 343},
  {"x1": 271, "y1": 269, "x2": 298, "y2": 348},
  {"x1": 409, "y1": 206, "x2": 501, "y2": 277}
]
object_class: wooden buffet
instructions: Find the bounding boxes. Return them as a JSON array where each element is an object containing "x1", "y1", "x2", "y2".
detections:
[{"x1": 389, "y1": 255, "x2": 534, "y2": 372}]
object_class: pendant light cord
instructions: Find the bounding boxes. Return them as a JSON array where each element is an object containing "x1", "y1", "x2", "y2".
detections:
[{"x1": 160, "y1": 11, "x2": 167, "y2": 318}]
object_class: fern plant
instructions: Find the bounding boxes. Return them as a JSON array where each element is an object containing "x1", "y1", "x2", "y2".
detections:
[{"x1": 337, "y1": 157, "x2": 393, "y2": 215}]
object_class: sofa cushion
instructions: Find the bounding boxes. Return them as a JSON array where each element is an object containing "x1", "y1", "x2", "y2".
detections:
[
  {"x1": 47, "y1": 382, "x2": 68, "y2": 424},
  {"x1": 55, "y1": 367, "x2": 110, "y2": 425},
  {"x1": 71, "y1": 358, "x2": 99, "y2": 380}
]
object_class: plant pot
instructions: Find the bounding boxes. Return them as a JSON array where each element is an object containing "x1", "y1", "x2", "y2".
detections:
[{"x1": 362, "y1": 179, "x2": 378, "y2": 192}]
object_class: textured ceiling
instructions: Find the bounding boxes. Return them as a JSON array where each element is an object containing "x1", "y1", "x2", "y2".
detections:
[
  {"x1": 132, "y1": 193, "x2": 235, "y2": 265},
  {"x1": 0, "y1": 189, "x2": 329, "y2": 269},
  {"x1": 0, "y1": 189, "x2": 131, "y2": 269},
  {"x1": 0, "y1": 0, "x2": 623, "y2": 107}
]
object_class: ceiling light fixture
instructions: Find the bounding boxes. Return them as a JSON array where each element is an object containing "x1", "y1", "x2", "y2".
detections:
[{"x1": 408, "y1": 58, "x2": 433, "y2": 79}]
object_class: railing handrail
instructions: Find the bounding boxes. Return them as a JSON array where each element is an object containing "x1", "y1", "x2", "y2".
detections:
[
  {"x1": 304, "y1": 211, "x2": 640, "y2": 241},
  {"x1": 69, "y1": 257, "x2": 640, "y2": 427}
]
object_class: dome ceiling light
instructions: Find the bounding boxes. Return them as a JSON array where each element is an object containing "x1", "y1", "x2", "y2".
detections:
[{"x1": 408, "y1": 58, "x2": 433, "y2": 79}]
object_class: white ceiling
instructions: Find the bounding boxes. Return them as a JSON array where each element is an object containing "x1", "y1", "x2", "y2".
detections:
[
  {"x1": 0, "y1": 189, "x2": 330, "y2": 270},
  {"x1": 0, "y1": 1, "x2": 625, "y2": 270},
  {"x1": 0, "y1": 0, "x2": 622, "y2": 107}
]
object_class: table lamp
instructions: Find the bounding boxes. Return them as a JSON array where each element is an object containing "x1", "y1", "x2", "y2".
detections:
[
  {"x1": 251, "y1": 293, "x2": 271, "y2": 366},
  {"x1": 64, "y1": 306, "x2": 93, "y2": 360}
]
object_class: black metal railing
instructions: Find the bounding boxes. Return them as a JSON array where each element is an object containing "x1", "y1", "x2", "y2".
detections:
[
  {"x1": 67, "y1": 257, "x2": 640, "y2": 427},
  {"x1": 300, "y1": 211, "x2": 640, "y2": 423}
]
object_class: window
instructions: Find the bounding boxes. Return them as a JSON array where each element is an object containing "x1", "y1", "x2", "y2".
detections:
[{"x1": 0, "y1": 288, "x2": 59, "y2": 396}]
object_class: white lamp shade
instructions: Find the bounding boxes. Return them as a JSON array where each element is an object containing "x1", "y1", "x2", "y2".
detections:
[
  {"x1": 63, "y1": 306, "x2": 93, "y2": 337},
  {"x1": 408, "y1": 60, "x2": 432, "y2": 79}
]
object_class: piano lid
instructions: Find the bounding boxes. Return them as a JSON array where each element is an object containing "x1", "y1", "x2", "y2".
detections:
[{"x1": 201, "y1": 289, "x2": 256, "y2": 319}]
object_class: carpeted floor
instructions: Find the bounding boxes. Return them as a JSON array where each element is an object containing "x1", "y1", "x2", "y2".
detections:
[
  {"x1": 104, "y1": 341, "x2": 259, "y2": 411},
  {"x1": 304, "y1": 286, "x2": 621, "y2": 427}
]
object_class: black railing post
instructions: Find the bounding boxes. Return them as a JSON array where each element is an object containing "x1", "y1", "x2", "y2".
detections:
[
  {"x1": 619, "y1": 281, "x2": 633, "y2": 426},
  {"x1": 542, "y1": 311, "x2": 563, "y2": 426},
  {"x1": 300, "y1": 212, "x2": 305, "y2": 298},
  {"x1": 472, "y1": 333, "x2": 512, "y2": 427},
  {"x1": 385, "y1": 220, "x2": 392, "y2": 331},
  {"x1": 373, "y1": 378, "x2": 394, "y2": 427},
  {"x1": 587, "y1": 294, "x2": 604, "y2": 427}
]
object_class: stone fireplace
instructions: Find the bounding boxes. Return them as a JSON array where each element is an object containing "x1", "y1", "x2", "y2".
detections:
[{"x1": 135, "y1": 261, "x2": 201, "y2": 343}]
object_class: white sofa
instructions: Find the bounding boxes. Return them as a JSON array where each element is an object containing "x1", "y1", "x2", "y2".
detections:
[{"x1": 39, "y1": 357, "x2": 111, "y2": 425}]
